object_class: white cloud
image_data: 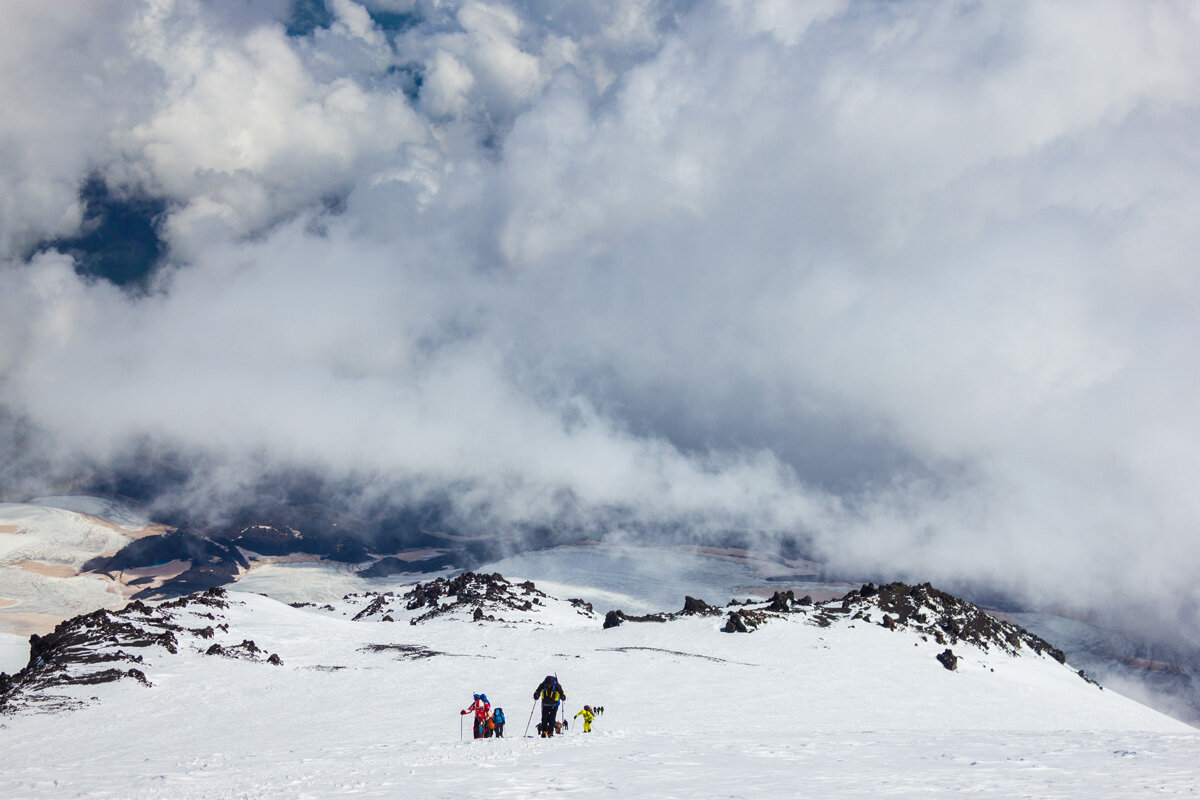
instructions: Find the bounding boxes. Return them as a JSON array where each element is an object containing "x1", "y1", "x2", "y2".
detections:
[{"x1": 2, "y1": 0, "x2": 1200, "y2": 650}]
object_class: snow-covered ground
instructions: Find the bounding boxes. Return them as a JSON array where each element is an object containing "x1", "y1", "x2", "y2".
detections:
[
  {"x1": 0, "y1": 503, "x2": 137, "y2": 568},
  {"x1": 0, "y1": 501, "x2": 150, "y2": 636},
  {"x1": 24, "y1": 497, "x2": 151, "y2": 531},
  {"x1": 0, "y1": 574, "x2": 1196, "y2": 799},
  {"x1": 0, "y1": 633, "x2": 27, "y2": 674}
]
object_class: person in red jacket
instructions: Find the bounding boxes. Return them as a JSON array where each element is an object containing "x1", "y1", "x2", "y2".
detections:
[{"x1": 461, "y1": 693, "x2": 491, "y2": 739}]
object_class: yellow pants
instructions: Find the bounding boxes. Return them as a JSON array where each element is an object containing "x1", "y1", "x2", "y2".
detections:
[{"x1": 583, "y1": 721, "x2": 592, "y2": 732}]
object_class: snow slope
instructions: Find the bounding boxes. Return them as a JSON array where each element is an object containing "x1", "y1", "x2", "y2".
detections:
[
  {"x1": 0, "y1": 503, "x2": 136, "y2": 568},
  {"x1": 0, "y1": 502, "x2": 145, "y2": 636},
  {"x1": 0, "y1": 574, "x2": 1195, "y2": 799}
]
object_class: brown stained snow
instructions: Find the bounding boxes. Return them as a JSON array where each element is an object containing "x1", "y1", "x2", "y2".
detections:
[{"x1": 15, "y1": 562, "x2": 78, "y2": 579}]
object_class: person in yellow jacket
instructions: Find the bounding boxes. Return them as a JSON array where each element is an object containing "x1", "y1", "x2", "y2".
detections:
[{"x1": 573, "y1": 705, "x2": 595, "y2": 733}]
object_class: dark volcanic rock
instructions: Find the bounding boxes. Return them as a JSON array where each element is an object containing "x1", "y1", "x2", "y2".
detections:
[
  {"x1": 723, "y1": 612, "x2": 749, "y2": 633},
  {"x1": 226, "y1": 523, "x2": 306, "y2": 556},
  {"x1": 861, "y1": 582, "x2": 1067, "y2": 661},
  {"x1": 135, "y1": 561, "x2": 241, "y2": 600},
  {"x1": 681, "y1": 596, "x2": 720, "y2": 616},
  {"x1": 356, "y1": 554, "x2": 457, "y2": 578},
  {"x1": 0, "y1": 587, "x2": 277, "y2": 716},
  {"x1": 85, "y1": 530, "x2": 245, "y2": 573},
  {"x1": 1, "y1": 607, "x2": 178, "y2": 714},
  {"x1": 568, "y1": 598, "x2": 595, "y2": 615},
  {"x1": 339, "y1": 572, "x2": 569, "y2": 625},
  {"x1": 601, "y1": 609, "x2": 668, "y2": 629},
  {"x1": 938, "y1": 648, "x2": 959, "y2": 671},
  {"x1": 205, "y1": 639, "x2": 275, "y2": 663},
  {"x1": 85, "y1": 532, "x2": 249, "y2": 601},
  {"x1": 213, "y1": 505, "x2": 376, "y2": 562},
  {"x1": 766, "y1": 590, "x2": 796, "y2": 613},
  {"x1": 352, "y1": 595, "x2": 391, "y2": 622}
]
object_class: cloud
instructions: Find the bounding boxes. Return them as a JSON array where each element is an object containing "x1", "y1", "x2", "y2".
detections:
[{"x1": 2, "y1": 0, "x2": 1200, "y2": 656}]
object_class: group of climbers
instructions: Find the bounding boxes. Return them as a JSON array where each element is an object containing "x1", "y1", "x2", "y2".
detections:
[
  {"x1": 460, "y1": 693, "x2": 505, "y2": 738},
  {"x1": 462, "y1": 675, "x2": 601, "y2": 739}
]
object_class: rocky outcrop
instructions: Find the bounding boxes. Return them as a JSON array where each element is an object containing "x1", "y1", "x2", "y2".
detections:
[
  {"x1": 681, "y1": 596, "x2": 721, "y2": 616},
  {"x1": 568, "y1": 598, "x2": 595, "y2": 615},
  {"x1": 603, "y1": 595, "x2": 724, "y2": 629},
  {"x1": 608, "y1": 581, "x2": 1087, "y2": 684},
  {"x1": 331, "y1": 572, "x2": 587, "y2": 626},
  {"x1": 852, "y1": 582, "x2": 1068, "y2": 661},
  {"x1": 601, "y1": 609, "x2": 667, "y2": 629},
  {"x1": 356, "y1": 554, "x2": 458, "y2": 578},
  {"x1": 0, "y1": 588, "x2": 281, "y2": 716},
  {"x1": 723, "y1": 612, "x2": 749, "y2": 633}
]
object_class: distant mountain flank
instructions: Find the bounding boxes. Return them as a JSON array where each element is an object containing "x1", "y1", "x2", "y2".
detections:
[
  {"x1": 3, "y1": 497, "x2": 1197, "y2": 724},
  {"x1": 0, "y1": 573, "x2": 1097, "y2": 717}
]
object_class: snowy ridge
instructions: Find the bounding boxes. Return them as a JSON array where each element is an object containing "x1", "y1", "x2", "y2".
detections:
[
  {"x1": 0, "y1": 588, "x2": 281, "y2": 715},
  {"x1": 730, "y1": 583, "x2": 1068, "y2": 658},
  {"x1": 304, "y1": 571, "x2": 599, "y2": 627},
  {"x1": 1, "y1": 572, "x2": 1197, "y2": 798},
  {"x1": 0, "y1": 574, "x2": 1110, "y2": 717},
  {"x1": 26, "y1": 497, "x2": 151, "y2": 532},
  {"x1": 0, "y1": 503, "x2": 136, "y2": 570}
]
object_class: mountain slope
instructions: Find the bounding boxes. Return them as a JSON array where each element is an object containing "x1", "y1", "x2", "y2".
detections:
[{"x1": 0, "y1": 573, "x2": 1195, "y2": 799}]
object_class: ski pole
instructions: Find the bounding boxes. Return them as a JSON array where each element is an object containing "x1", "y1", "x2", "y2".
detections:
[
  {"x1": 460, "y1": 713, "x2": 464, "y2": 742},
  {"x1": 524, "y1": 698, "x2": 537, "y2": 737},
  {"x1": 555, "y1": 672, "x2": 566, "y2": 733}
]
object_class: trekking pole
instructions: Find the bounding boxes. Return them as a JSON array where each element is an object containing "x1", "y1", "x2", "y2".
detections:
[
  {"x1": 460, "y1": 713, "x2": 464, "y2": 742},
  {"x1": 524, "y1": 698, "x2": 537, "y2": 738},
  {"x1": 556, "y1": 672, "x2": 567, "y2": 734}
]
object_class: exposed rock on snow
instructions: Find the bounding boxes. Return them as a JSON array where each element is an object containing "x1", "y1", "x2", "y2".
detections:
[
  {"x1": 723, "y1": 611, "x2": 750, "y2": 633},
  {"x1": 601, "y1": 609, "x2": 667, "y2": 629},
  {"x1": 611, "y1": 581, "x2": 1089, "y2": 681},
  {"x1": 360, "y1": 643, "x2": 452, "y2": 660},
  {"x1": 849, "y1": 582, "x2": 1069, "y2": 661},
  {"x1": 0, "y1": 588, "x2": 281, "y2": 715},
  {"x1": 324, "y1": 571, "x2": 595, "y2": 627},
  {"x1": 680, "y1": 596, "x2": 722, "y2": 616},
  {"x1": 355, "y1": 553, "x2": 457, "y2": 578},
  {"x1": 604, "y1": 595, "x2": 723, "y2": 629},
  {"x1": 0, "y1": 571, "x2": 1191, "y2": 799},
  {"x1": 0, "y1": 573, "x2": 1102, "y2": 720}
]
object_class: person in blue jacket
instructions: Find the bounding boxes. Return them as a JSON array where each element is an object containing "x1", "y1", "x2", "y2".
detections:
[{"x1": 492, "y1": 707, "x2": 506, "y2": 738}]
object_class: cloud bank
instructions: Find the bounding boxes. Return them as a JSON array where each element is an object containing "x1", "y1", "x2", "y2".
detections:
[{"x1": 2, "y1": 0, "x2": 1200, "y2": 645}]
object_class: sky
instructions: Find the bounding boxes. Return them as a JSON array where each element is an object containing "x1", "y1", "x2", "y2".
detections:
[{"x1": 1, "y1": 0, "x2": 1199, "y2": 646}]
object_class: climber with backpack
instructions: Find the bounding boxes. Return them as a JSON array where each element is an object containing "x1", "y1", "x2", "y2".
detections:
[
  {"x1": 461, "y1": 693, "x2": 491, "y2": 739},
  {"x1": 492, "y1": 707, "x2": 506, "y2": 738},
  {"x1": 573, "y1": 705, "x2": 595, "y2": 733},
  {"x1": 533, "y1": 675, "x2": 565, "y2": 738}
]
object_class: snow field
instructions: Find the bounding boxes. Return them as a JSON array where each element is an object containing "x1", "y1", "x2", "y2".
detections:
[
  {"x1": 0, "y1": 504, "x2": 134, "y2": 568},
  {"x1": 1, "y1": 587, "x2": 1197, "y2": 799}
]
